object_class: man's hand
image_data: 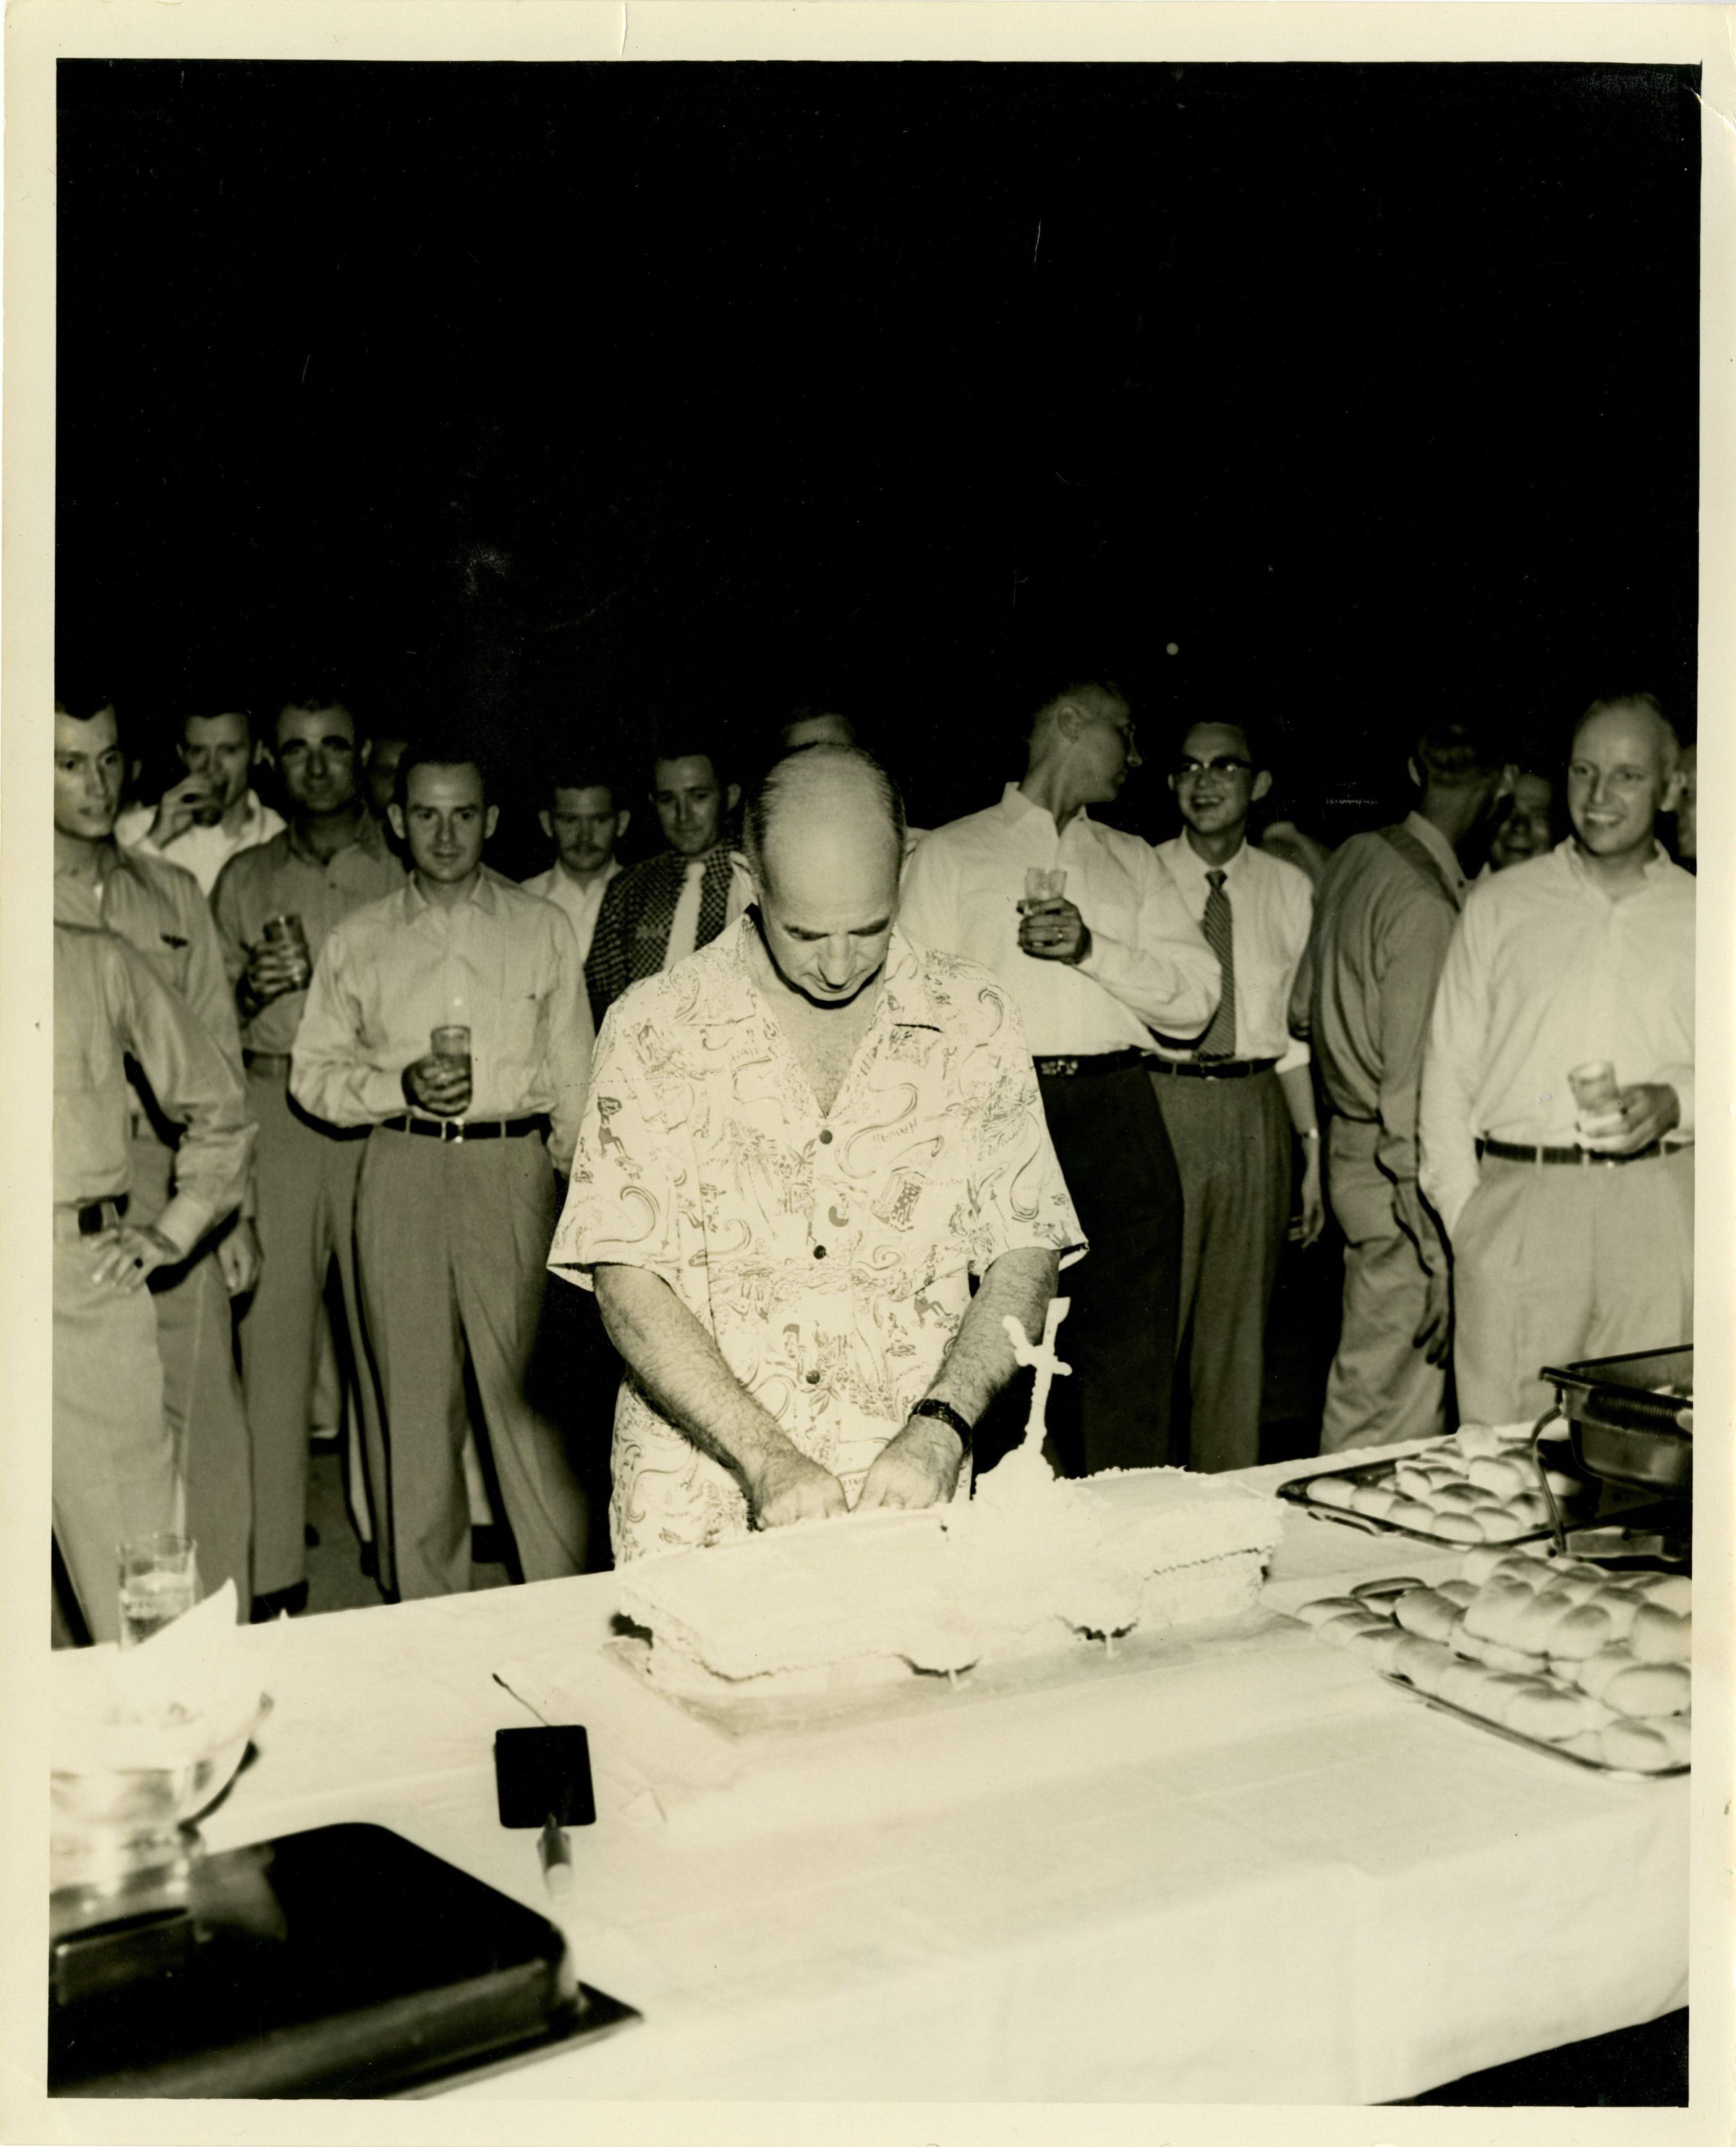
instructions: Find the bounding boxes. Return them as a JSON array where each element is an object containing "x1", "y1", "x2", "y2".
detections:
[
  {"x1": 743, "y1": 1442, "x2": 849, "y2": 1531},
  {"x1": 856, "y1": 1413, "x2": 965, "y2": 1513},
  {"x1": 1579, "y1": 1083, "x2": 1680, "y2": 1157},
  {"x1": 90, "y1": 1223, "x2": 182, "y2": 1293},
  {"x1": 1017, "y1": 897, "x2": 1091, "y2": 966},
  {"x1": 147, "y1": 772, "x2": 221, "y2": 848},
  {"x1": 1292, "y1": 1142, "x2": 1326, "y2": 1247},
  {"x1": 401, "y1": 1055, "x2": 472, "y2": 1117},
  {"x1": 241, "y1": 939, "x2": 309, "y2": 1011},
  {"x1": 217, "y1": 1219, "x2": 262, "y2": 1297},
  {"x1": 1413, "y1": 1263, "x2": 1452, "y2": 1366}
]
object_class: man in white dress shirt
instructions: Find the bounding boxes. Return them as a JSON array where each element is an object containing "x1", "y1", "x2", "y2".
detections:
[
  {"x1": 1421, "y1": 694, "x2": 1694, "y2": 1423},
  {"x1": 116, "y1": 703, "x2": 285, "y2": 894},
  {"x1": 520, "y1": 763, "x2": 629, "y2": 972},
  {"x1": 1152, "y1": 721, "x2": 1322, "y2": 1471},
  {"x1": 900, "y1": 676, "x2": 1220, "y2": 1474}
]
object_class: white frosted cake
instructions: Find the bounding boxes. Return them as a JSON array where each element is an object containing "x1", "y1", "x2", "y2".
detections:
[{"x1": 616, "y1": 1458, "x2": 1286, "y2": 1703}]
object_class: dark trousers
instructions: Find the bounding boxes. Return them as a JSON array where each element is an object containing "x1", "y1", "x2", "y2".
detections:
[
  {"x1": 1152, "y1": 1068, "x2": 1293, "y2": 1473},
  {"x1": 1029, "y1": 1065, "x2": 1184, "y2": 1475}
]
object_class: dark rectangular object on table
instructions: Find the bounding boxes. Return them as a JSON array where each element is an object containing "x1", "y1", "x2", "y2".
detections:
[
  {"x1": 1543, "y1": 1346, "x2": 1693, "y2": 1495},
  {"x1": 50, "y1": 1821, "x2": 636, "y2": 2098}
]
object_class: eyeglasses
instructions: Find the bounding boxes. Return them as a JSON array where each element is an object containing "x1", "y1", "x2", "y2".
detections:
[{"x1": 1174, "y1": 756, "x2": 1254, "y2": 778}]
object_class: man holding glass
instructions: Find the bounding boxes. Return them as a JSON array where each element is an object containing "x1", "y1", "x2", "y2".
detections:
[
  {"x1": 899, "y1": 675, "x2": 1220, "y2": 1473},
  {"x1": 291, "y1": 738, "x2": 594, "y2": 1599},
  {"x1": 1151, "y1": 720, "x2": 1321, "y2": 1472},
  {"x1": 212, "y1": 691, "x2": 404, "y2": 1615}
]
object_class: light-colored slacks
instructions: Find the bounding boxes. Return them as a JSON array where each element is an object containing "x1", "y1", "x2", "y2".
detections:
[
  {"x1": 354, "y1": 1126, "x2": 587, "y2": 1601},
  {"x1": 237, "y1": 1068, "x2": 382, "y2": 1596},
  {"x1": 1452, "y1": 1148, "x2": 1694, "y2": 1425},
  {"x1": 127, "y1": 1135, "x2": 252, "y2": 1607},
  {"x1": 53, "y1": 1225, "x2": 176, "y2": 1644},
  {"x1": 1319, "y1": 1115, "x2": 1447, "y2": 1454},
  {"x1": 1151, "y1": 1069, "x2": 1293, "y2": 1474}
]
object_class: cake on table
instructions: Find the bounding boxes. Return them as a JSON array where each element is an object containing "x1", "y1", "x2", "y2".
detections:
[{"x1": 615, "y1": 1299, "x2": 1286, "y2": 1704}]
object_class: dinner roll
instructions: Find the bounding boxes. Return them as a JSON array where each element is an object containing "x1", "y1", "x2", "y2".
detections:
[
  {"x1": 1543, "y1": 1603, "x2": 1615, "y2": 1661},
  {"x1": 1603, "y1": 1661, "x2": 1691, "y2": 1719},
  {"x1": 1346, "y1": 1624, "x2": 1405, "y2": 1672},
  {"x1": 1431, "y1": 1484, "x2": 1485, "y2": 1513},
  {"x1": 1294, "y1": 1596, "x2": 1366, "y2": 1627},
  {"x1": 1463, "y1": 1579, "x2": 1536, "y2": 1643},
  {"x1": 1508, "y1": 1492, "x2": 1552, "y2": 1527},
  {"x1": 1317, "y1": 1610, "x2": 1392, "y2": 1649},
  {"x1": 1586, "y1": 1588, "x2": 1641, "y2": 1640},
  {"x1": 1559, "y1": 1730, "x2": 1608, "y2": 1763},
  {"x1": 1395, "y1": 1589, "x2": 1460, "y2": 1643},
  {"x1": 1392, "y1": 1636, "x2": 1455, "y2": 1693},
  {"x1": 1573, "y1": 1644, "x2": 1637, "y2": 1699},
  {"x1": 1437, "y1": 1578, "x2": 1477, "y2": 1608},
  {"x1": 1550, "y1": 1560, "x2": 1609, "y2": 1584},
  {"x1": 1384, "y1": 1498, "x2": 1438, "y2": 1531},
  {"x1": 1630, "y1": 1604, "x2": 1690, "y2": 1665},
  {"x1": 1440, "y1": 1659, "x2": 1497, "y2": 1708},
  {"x1": 1651, "y1": 1713, "x2": 1692, "y2": 1763},
  {"x1": 1472, "y1": 1672, "x2": 1549, "y2": 1722},
  {"x1": 1460, "y1": 1547, "x2": 1507, "y2": 1586},
  {"x1": 1468, "y1": 1455, "x2": 1530, "y2": 1500},
  {"x1": 1306, "y1": 1474, "x2": 1358, "y2": 1510},
  {"x1": 1455, "y1": 1631, "x2": 1539, "y2": 1674},
  {"x1": 1504, "y1": 1686, "x2": 1596, "y2": 1743},
  {"x1": 1509, "y1": 1589, "x2": 1580, "y2": 1656},
  {"x1": 1431, "y1": 1512, "x2": 1486, "y2": 1544},
  {"x1": 1456, "y1": 1423, "x2": 1504, "y2": 1460},
  {"x1": 1599, "y1": 1719, "x2": 1679, "y2": 1772},
  {"x1": 1637, "y1": 1573, "x2": 1692, "y2": 1617},
  {"x1": 1474, "y1": 1510, "x2": 1529, "y2": 1544},
  {"x1": 1350, "y1": 1484, "x2": 1398, "y2": 1519},
  {"x1": 1392, "y1": 1465, "x2": 1437, "y2": 1502}
]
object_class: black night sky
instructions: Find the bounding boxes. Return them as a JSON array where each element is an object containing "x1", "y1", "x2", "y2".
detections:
[{"x1": 56, "y1": 59, "x2": 1701, "y2": 862}]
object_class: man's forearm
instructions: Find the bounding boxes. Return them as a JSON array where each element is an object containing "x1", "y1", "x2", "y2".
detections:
[
  {"x1": 1278, "y1": 1063, "x2": 1318, "y2": 1139},
  {"x1": 922, "y1": 1246, "x2": 1059, "y2": 1425},
  {"x1": 592, "y1": 1263, "x2": 801, "y2": 1490}
]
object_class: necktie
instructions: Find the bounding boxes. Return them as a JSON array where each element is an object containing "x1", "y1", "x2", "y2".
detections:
[{"x1": 1197, "y1": 868, "x2": 1238, "y2": 1059}]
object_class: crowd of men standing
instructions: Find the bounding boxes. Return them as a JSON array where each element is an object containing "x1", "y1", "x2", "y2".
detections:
[{"x1": 51, "y1": 672, "x2": 1697, "y2": 1643}]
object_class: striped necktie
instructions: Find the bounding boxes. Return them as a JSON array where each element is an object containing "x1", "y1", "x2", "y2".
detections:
[{"x1": 1197, "y1": 867, "x2": 1238, "y2": 1059}]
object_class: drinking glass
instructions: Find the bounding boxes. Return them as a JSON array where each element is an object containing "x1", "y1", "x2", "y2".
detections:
[
  {"x1": 430, "y1": 1024, "x2": 472, "y2": 1079},
  {"x1": 260, "y1": 914, "x2": 312, "y2": 991},
  {"x1": 117, "y1": 1533, "x2": 200, "y2": 1649},
  {"x1": 1020, "y1": 866, "x2": 1068, "y2": 911}
]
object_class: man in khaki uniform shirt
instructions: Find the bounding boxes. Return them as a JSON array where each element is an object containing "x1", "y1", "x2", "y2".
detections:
[
  {"x1": 213, "y1": 696, "x2": 405, "y2": 1609},
  {"x1": 54, "y1": 917, "x2": 251, "y2": 1642},
  {"x1": 292, "y1": 741, "x2": 594, "y2": 1599},
  {"x1": 54, "y1": 693, "x2": 256, "y2": 1602}
]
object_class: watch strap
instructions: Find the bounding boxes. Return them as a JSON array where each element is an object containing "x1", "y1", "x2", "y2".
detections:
[{"x1": 908, "y1": 1397, "x2": 973, "y2": 1455}]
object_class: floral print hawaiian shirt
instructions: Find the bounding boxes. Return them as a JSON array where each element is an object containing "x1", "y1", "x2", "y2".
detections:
[{"x1": 549, "y1": 918, "x2": 1084, "y2": 1560}]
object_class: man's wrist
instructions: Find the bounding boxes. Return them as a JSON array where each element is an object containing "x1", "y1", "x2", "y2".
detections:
[{"x1": 908, "y1": 1397, "x2": 972, "y2": 1458}]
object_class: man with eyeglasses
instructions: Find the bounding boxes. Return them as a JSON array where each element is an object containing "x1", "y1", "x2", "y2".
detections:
[
  {"x1": 1151, "y1": 723, "x2": 1322, "y2": 1472},
  {"x1": 1306, "y1": 719, "x2": 1513, "y2": 1453},
  {"x1": 899, "y1": 675, "x2": 1220, "y2": 1475},
  {"x1": 1421, "y1": 695, "x2": 1693, "y2": 1424}
]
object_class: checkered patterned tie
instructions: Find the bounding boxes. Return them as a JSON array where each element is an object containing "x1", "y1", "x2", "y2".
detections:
[{"x1": 1197, "y1": 867, "x2": 1238, "y2": 1059}]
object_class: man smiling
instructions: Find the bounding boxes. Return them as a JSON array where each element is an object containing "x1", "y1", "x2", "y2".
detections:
[
  {"x1": 550, "y1": 744, "x2": 1082, "y2": 1561},
  {"x1": 292, "y1": 738, "x2": 593, "y2": 1597},
  {"x1": 1421, "y1": 694, "x2": 1695, "y2": 1422}
]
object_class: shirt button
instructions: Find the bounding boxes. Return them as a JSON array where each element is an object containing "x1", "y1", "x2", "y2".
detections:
[{"x1": 813, "y1": 1244, "x2": 827, "y2": 1259}]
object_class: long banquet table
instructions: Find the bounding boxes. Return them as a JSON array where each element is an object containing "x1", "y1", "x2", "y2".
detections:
[{"x1": 57, "y1": 1447, "x2": 1688, "y2": 2105}]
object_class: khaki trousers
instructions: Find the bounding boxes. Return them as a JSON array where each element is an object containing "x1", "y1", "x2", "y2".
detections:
[
  {"x1": 237, "y1": 1068, "x2": 381, "y2": 1595},
  {"x1": 1319, "y1": 1115, "x2": 1447, "y2": 1454},
  {"x1": 1151, "y1": 1068, "x2": 1293, "y2": 1473},
  {"x1": 1452, "y1": 1148, "x2": 1694, "y2": 1424},
  {"x1": 127, "y1": 1136, "x2": 252, "y2": 1607},
  {"x1": 354, "y1": 1126, "x2": 587, "y2": 1601},
  {"x1": 53, "y1": 1226, "x2": 176, "y2": 1644}
]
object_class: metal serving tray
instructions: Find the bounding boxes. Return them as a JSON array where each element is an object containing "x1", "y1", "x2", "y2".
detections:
[
  {"x1": 1277, "y1": 1453, "x2": 1561, "y2": 1549},
  {"x1": 1543, "y1": 1347, "x2": 1693, "y2": 1496},
  {"x1": 1379, "y1": 1671, "x2": 1688, "y2": 1782}
]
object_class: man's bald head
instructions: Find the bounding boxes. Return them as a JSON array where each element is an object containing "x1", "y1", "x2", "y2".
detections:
[
  {"x1": 744, "y1": 745, "x2": 906, "y2": 1008},
  {"x1": 1571, "y1": 693, "x2": 1680, "y2": 779},
  {"x1": 1566, "y1": 692, "x2": 1682, "y2": 870}
]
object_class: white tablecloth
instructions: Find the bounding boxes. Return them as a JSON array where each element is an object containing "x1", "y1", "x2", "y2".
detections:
[{"x1": 58, "y1": 1447, "x2": 1688, "y2": 2104}]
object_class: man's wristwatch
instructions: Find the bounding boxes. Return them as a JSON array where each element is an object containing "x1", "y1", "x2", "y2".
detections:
[{"x1": 908, "y1": 1398, "x2": 973, "y2": 1457}]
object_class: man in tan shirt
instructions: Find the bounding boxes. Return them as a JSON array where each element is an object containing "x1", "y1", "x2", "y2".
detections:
[{"x1": 292, "y1": 739, "x2": 594, "y2": 1599}]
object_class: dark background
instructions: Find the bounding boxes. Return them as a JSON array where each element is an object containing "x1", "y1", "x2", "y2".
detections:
[{"x1": 57, "y1": 59, "x2": 1701, "y2": 870}]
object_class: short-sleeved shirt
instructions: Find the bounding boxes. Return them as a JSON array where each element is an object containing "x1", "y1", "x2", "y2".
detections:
[{"x1": 549, "y1": 917, "x2": 1085, "y2": 1560}]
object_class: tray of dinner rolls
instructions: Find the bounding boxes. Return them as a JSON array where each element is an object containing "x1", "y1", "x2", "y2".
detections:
[
  {"x1": 1279, "y1": 1420, "x2": 1594, "y2": 1547},
  {"x1": 1296, "y1": 1542, "x2": 1690, "y2": 1778}
]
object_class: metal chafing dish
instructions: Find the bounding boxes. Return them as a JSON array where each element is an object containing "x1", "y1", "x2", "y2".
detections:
[{"x1": 1541, "y1": 1346, "x2": 1693, "y2": 1497}]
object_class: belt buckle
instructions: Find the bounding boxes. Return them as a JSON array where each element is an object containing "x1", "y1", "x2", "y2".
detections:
[{"x1": 444, "y1": 1117, "x2": 464, "y2": 1144}]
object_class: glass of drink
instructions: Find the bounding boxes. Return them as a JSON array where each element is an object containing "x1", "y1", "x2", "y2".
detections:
[
  {"x1": 1020, "y1": 866, "x2": 1068, "y2": 912},
  {"x1": 1569, "y1": 1060, "x2": 1620, "y2": 1116},
  {"x1": 117, "y1": 1532, "x2": 200, "y2": 1649},
  {"x1": 260, "y1": 913, "x2": 312, "y2": 990},
  {"x1": 430, "y1": 1024, "x2": 472, "y2": 1079}
]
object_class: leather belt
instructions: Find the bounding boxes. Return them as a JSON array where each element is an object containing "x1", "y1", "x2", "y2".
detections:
[
  {"x1": 379, "y1": 1113, "x2": 548, "y2": 1144},
  {"x1": 1032, "y1": 1047, "x2": 1151, "y2": 1080},
  {"x1": 243, "y1": 1051, "x2": 294, "y2": 1076},
  {"x1": 1149, "y1": 1055, "x2": 1279, "y2": 1082},
  {"x1": 1477, "y1": 1136, "x2": 1666, "y2": 1168},
  {"x1": 59, "y1": 1195, "x2": 129, "y2": 1240}
]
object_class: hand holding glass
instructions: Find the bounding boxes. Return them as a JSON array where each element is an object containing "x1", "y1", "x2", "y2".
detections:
[
  {"x1": 1019, "y1": 867, "x2": 1068, "y2": 913},
  {"x1": 118, "y1": 1531, "x2": 200, "y2": 1649}
]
